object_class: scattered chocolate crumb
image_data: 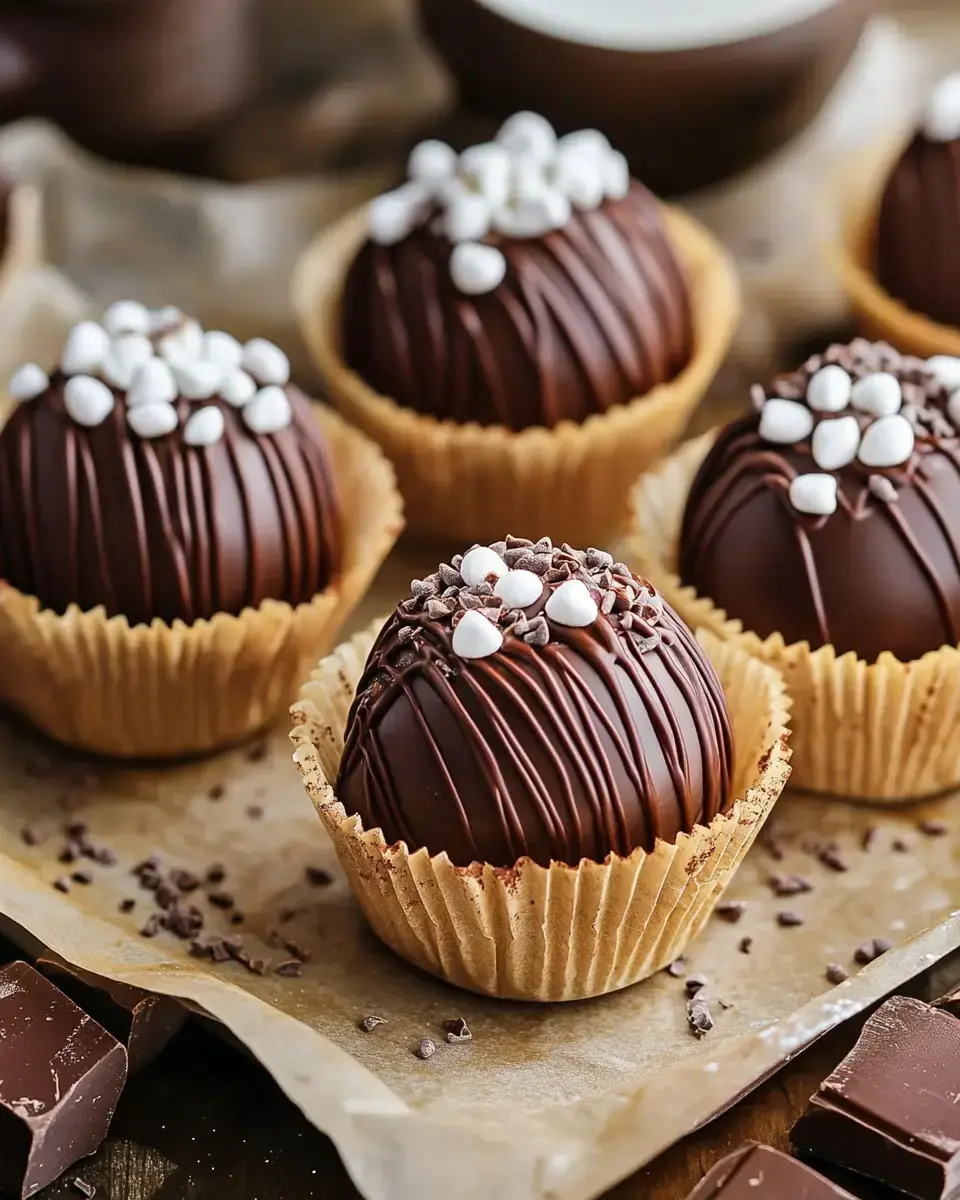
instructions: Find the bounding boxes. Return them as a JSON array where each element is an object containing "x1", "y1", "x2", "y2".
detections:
[
  {"x1": 684, "y1": 973, "x2": 710, "y2": 995},
  {"x1": 444, "y1": 1018, "x2": 472, "y2": 1043},
  {"x1": 53, "y1": 876, "x2": 71, "y2": 893},
  {"x1": 280, "y1": 938, "x2": 310, "y2": 962},
  {"x1": 207, "y1": 783, "x2": 226, "y2": 800},
  {"x1": 687, "y1": 993, "x2": 714, "y2": 1039},
  {"x1": 140, "y1": 914, "x2": 162, "y2": 938},
  {"x1": 666, "y1": 958, "x2": 687, "y2": 978},
  {"x1": 71, "y1": 869, "x2": 93, "y2": 886},
  {"x1": 918, "y1": 819, "x2": 947, "y2": 837},
  {"x1": 738, "y1": 937, "x2": 753, "y2": 954},
  {"x1": 777, "y1": 911, "x2": 804, "y2": 928},
  {"x1": 770, "y1": 873, "x2": 812, "y2": 897},
  {"x1": 66, "y1": 820, "x2": 87, "y2": 839},
  {"x1": 20, "y1": 823, "x2": 43, "y2": 847},
  {"x1": 238, "y1": 954, "x2": 267, "y2": 976},
  {"x1": 191, "y1": 936, "x2": 231, "y2": 963},
  {"x1": 230, "y1": 912, "x2": 245, "y2": 926},
  {"x1": 208, "y1": 890, "x2": 234, "y2": 910},
  {"x1": 305, "y1": 866, "x2": 333, "y2": 887},
  {"x1": 170, "y1": 868, "x2": 200, "y2": 893},
  {"x1": 861, "y1": 826, "x2": 879, "y2": 851},
  {"x1": 155, "y1": 882, "x2": 179, "y2": 910},
  {"x1": 246, "y1": 741, "x2": 268, "y2": 763},
  {"x1": 205, "y1": 863, "x2": 226, "y2": 885},
  {"x1": 119, "y1": 898, "x2": 135, "y2": 913},
  {"x1": 59, "y1": 844, "x2": 79, "y2": 865},
  {"x1": 415, "y1": 1037, "x2": 438, "y2": 1060},
  {"x1": 71, "y1": 1179, "x2": 96, "y2": 1198},
  {"x1": 88, "y1": 845, "x2": 117, "y2": 867},
  {"x1": 826, "y1": 963, "x2": 849, "y2": 985},
  {"x1": 817, "y1": 845, "x2": 848, "y2": 873},
  {"x1": 165, "y1": 903, "x2": 204, "y2": 940},
  {"x1": 275, "y1": 959, "x2": 303, "y2": 978},
  {"x1": 854, "y1": 937, "x2": 893, "y2": 965},
  {"x1": 360, "y1": 1014, "x2": 387, "y2": 1033},
  {"x1": 715, "y1": 900, "x2": 747, "y2": 923},
  {"x1": 892, "y1": 837, "x2": 911, "y2": 853},
  {"x1": 245, "y1": 805, "x2": 264, "y2": 821}
]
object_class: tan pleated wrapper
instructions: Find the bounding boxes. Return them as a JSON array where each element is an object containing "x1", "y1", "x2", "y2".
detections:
[
  {"x1": 835, "y1": 199, "x2": 960, "y2": 358},
  {"x1": 619, "y1": 433, "x2": 960, "y2": 802},
  {"x1": 289, "y1": 620, "x2": 791, "y2": 1003},
  {"x1": 292, "y1": 203, "x2": 740, "y2": 546},
  {"x1": 0, "y1": 406, "x2": 403, "y2": 760}
]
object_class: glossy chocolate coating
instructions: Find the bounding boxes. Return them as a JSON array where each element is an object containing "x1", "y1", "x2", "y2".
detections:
[
  {"x1": 0, "y1": 376, "x2": 342, "y2": 627},
  {"x1": 679, "y1": 342, "x2": 960, "y2": 663},
  {"x1": 791, "y1": 995, "x2": 960, "y2": 1200},
  {"x1": 687, "y1": 1143, "x2": 855, "y2": 1199},
  {"x1": 337, "y1": 538, "x2": 733, "y2": 868},
  {"x1": 876, "y1": 133, "x2": 960, "y2": 329},
  {"x1": 0, "y1": 961, "x2": 128, "y2": 1199},
  {"x1": 341, "y1": 182, "x2": 692, "y2": 430}
]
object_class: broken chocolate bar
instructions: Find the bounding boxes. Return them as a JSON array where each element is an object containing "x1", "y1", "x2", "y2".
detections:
[
  {"x1": 686, "y1": 1143, "x2": 855, "y2": 1198},
  {"x1": 0, "y1": 962, "x2": 128, "y2": 1199},
  {"x1": 791, "y1": 995, "x2": 960, "y2": 1200},
  {"x1": 36, "y1": 954, "x2": 185, "y2": 1074}
]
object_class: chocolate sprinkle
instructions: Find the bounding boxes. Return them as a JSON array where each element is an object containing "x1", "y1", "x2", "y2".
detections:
[
  {"x1": 415, "y1": 1037, "x2": 437, "y2": 1060},
  {"x1": 360, "y1": 1015, "x2": 387, "y2": 1033},
  {"x1": 826, "y1": 963, "x2": 849, "y2": 985}
]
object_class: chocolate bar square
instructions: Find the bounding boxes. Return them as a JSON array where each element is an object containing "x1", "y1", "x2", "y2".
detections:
[{"x1": 686, "y1": 1142, "x2": 856, "y2": 1198}]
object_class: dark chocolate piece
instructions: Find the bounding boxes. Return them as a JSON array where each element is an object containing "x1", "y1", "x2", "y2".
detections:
[
  {"x1": 337, "y1": 539, "x2": 733, "y2": 868},
  {"x1": 679, "y1": 340, "x2": 960, "y2": 663},
  {"x1": 341, "y1": 183, "x2": 691, "y2": 430},
  {"x1": 686, "y1": 1142, "x2": 855, "y2": 1198},
  {"x1": 36, "y1": 954, "x2": 184, "y2": 1075},
  {"x1": 0, "y1": 962, "x2": 128, "y2": 1199},
  {"x1": 791, "y1": 995, "x2": 960, "y2": 1199},
  {"x1": 876, "y1": 132, "x2": 960, "y2": 329}
]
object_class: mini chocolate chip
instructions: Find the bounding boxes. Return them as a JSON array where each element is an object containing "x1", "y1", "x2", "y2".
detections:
[
  {"x1": 715, "y1": 900, "x2": 747, "y2": 923},
  {"x1": 415, "y1": 1038, "x2": 437, "y2": 1060},
  {"x1": 170, "y1": 869, "x2": 200, "y2": 893},
  {"x1": 770, "y1": 873, "x2": 812, "y2": 897},
  {"x1": 738, "y1": 937, "x2": 753, "y2": 954},
  {"x1": 777, "y1": 911, "x2": 804, "y2": 928},
  {"x1": 59, "y1": 844, "x2": 79, "y2": 865},
  {"x1": 825, "y1": 963, "x2": 849, "y2": 985},
  {"x1": 444, "y1": 1017, "x2": 472, "y2": 1043},
  {"x1": 205, "y1": 863, "x2": 226, "y2": 885},
  {"x1": 306, "y1": 866, "x2": 333, "y2": 887},
  {"x1": 360, "y1": 1014, "x2": 387, "y2": 1032}
]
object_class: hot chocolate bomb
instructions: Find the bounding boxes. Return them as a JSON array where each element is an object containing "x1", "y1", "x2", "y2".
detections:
[{"x1": 337, "y1": 538, "x2": 733, "y2": 868}]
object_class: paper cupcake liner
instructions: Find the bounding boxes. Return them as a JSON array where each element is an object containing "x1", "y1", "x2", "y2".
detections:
[
  {"x1": 835, "y1": 198, "x2": 960, "y2": 358},
  {"x1": 292, "y1": 204, "x2": 740, "y2": 547},
  {"x1": 0, "y1": 406, "x2": 403, "y2": 760},
  {"x1": 618, "y1": 434, "x2": 960, "y2": 801},
  {"x1": 289, "y1": 621, "x2": 791, "y2": 1003}
]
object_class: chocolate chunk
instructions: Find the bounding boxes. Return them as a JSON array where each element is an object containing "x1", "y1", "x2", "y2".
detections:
[
  {"x1": 443, "y1": 1018, "x2": 472, "y2": 1043},
  {"x1": 36, "y1": 954, "x2": 184, "y2": 1074},
  {"x1": 715, "y1": 901, "x2": 747, "y2": 923},
  {"x1": 770, "y1": 873, "x2": 812, "y2": 897},
  {"x1": 687, "y1": 993, "x2": 714, "y2": 1039},
  {"x1": 791, "y1": 996, "x2": 960, "y2": 1199},
  {"x1": 0, "y1": 962, "x2": 128, "y2": 1199},
  {"x1": 305, "y1": 866, "x2": 333, "y2": 887},
  {"x1": 825, "y1": 963, "x2": 849, "y2": 985},
  {"x1": 738, "y1": 937, "x2": 753, "y2": 955},
  {"x1": 777, "y1": 911, "x2": 804, "y2": 927},
  {"x1": 685, "y1": 1142, "x2": 856, "y2": 1198},
  {"x1": 415, "y1": 1038, "x2": 437, "y2": 1060},
  {"x1": 854, "y1": 938, "x2": 893, "y2": 965},
  {"x1": 360, "y1": 1015, "x2": 387, "y2": 1033}
]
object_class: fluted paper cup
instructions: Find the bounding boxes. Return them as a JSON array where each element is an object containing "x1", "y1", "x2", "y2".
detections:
[
  {"x1": 620, "y1": 434, "x2": 960, "y2": 801},
  {"x1": 293, "y1": 204, "x2": 740, "y2": 547},
  {"x1": 0, "y1": 406, "x2": 403, "y2": 759},
  {"x1": 289, "y1": 620, "x2": 791, "y2": 1003}
]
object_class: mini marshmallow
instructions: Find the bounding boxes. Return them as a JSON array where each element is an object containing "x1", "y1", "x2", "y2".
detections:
[
  {"x1": 204, "y1": 331, "x2": 244, "y2": 369},
  {"x1": 556, "y1": 129, "x2": 611, "y2": 161},
  {"x1": 408, "y1": 139, "x2": 457, "y2": 186},
  {"x1": 927, "y1": 355, "x2": 960, "y2": 392},
  {"x1": 602, "y1": 151, "x2": 631, "y2": 201},
  {"x1": 369, "y1": 182, "x2": 431, "y2": 247},
  {"x1": 242, "y1": 338, "x2": 290, "y2": 387},
  {"x1": 158, "y1": 320, "x2": 204, "y2": 366},
  {"x1": 459, "y1": 143, "x2": 512, "y2": 208},
  {"x1": 850, "y1": 372, "x2": 902, "y2": 418},
  {"x1": 806, "y1": 364, "x2": 852, "y2": 413},
  {"x1": 149, "y1": 305, "x2": 183, "y2": 334},
  {"x1": 9, "y1": 363, "x2": 49, "y2": 402},
  {"x1": 127, "y1": 402, "x2": 178, "y2": 439},
  {"x1": 510, "y1": 159, "x2": 549, "y2": 203},
  {"x1": 545, "y1": 579, "x2": 599, "y2": 628},
  {"x1": 452, "y1": 609, "x2": 504, "y2": 660},
  {"x1": 64, "y1": 375, "x2": 115, "y2": 427},
  {"x1": 947, "y1": 390, "x2": 960, "y2": 430},
  {"x1": 494, "y1": 569, "x2": 543, "y2": 610},
  {"x1": 127, "y1": 358, "x2": 178, "y2": 408},
  {"x1": 789, "y1": 473, "x2": 838, "y2": 517},
  {"x1": 243, "y1": 386, "x2": 292, "y2": 435},
  {"x1": 553, "y1": 149, "x2": 605, "y2": 211},
  {"x1": 444, "y1": 193, "x2": 492, "y2": 243},
  {"x1": 174, "y1": 360, "x2": 224, "y2": 401},
  {"x1": 450, "y1": 243, "x2": 507, "y2": 295},
  {"x1": 758, "y1": 398, "x2": 815, "y2": 444},
  {"x1": 61, "y1": 321, "x2": 110, "y2": 376},
  {"x1": 459, "y1": 545, "x2": 508, "y2": 587},
  {"x1": 922, "y1": 72, "x2": 960, "y2": 143},
  {"x1": 494, "y1": 191, "x2": 569, "y2": 239},
  {"x1": 858, "y1": 413, "x2": 916, "y2": 468},
  {"x1": 183, "y1": 406, "x2": 225, "y2": 448},
  {"x1": 812, "y1": 415, "x2": 861, "y2": 471},
  {"x1": 101, "y1": 334, "x2": 154, "y2": 390},
  {"x1": 220, "y1": 369, "x2": 257, "y2": 408},
  {"x1": 496, "y1": 112, "x2": 557, "y2": 165},
  {"x1": 103, "y1": 299, "x2": 151, "y2": 337}
]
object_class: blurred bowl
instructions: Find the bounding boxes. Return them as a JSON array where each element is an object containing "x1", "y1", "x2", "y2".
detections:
[{"x1": 419, "y1": 0, "x2": 874, "y2": 195}]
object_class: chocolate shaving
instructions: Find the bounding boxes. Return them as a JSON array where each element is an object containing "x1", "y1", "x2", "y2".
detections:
[
  {"x1": 684, "y1": 973, "x2": 710, "y2": 996},
  {"x1": 686, "y1": 993, "x2": 714, "y2": 1039}
]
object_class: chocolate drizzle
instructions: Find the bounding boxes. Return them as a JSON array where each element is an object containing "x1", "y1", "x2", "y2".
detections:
[
  {"x1": 341, "y1": 182, "x2": 692, "y2": 430},
  {"x1": 0, "y1": 378, "x2": 342, "y2": 626},
  {"x1": 876, "y1": 132, "x2": 960, "y2": 328},
  {"x1": 337, "y1": 538, "x2": 733, "y2": 869},
  {"x1": 680, "y1": 340, "x2": 960, "y2": 663}
]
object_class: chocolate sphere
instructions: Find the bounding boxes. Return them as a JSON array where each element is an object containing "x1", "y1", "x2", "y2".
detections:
[
  {"x1": 679, "y1": 340, "x2": 960, "y2": 664},
  {"x1": 0, "y1": 307, "x2": 342, "y2": 627},
  {"x1": 337, "y1": 538, "x2": 733, "y2": 868},
  {"x1": 340, "y1": 120, "x2": 692, "y2": 430}
]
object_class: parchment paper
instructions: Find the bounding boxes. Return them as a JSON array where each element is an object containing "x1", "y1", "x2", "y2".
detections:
[{"x1": 0, "y1": 540, "x2": 957, "y2": 1200}]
